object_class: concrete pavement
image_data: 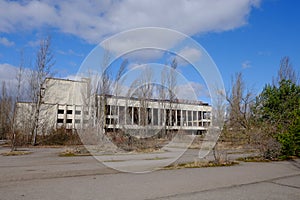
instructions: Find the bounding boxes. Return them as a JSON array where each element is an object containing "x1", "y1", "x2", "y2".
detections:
[{"x1": 0, "y1": 147, "x2": 299, "y2": 200}]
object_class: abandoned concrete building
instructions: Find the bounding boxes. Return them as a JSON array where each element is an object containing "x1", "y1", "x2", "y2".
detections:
[{"x1": 16, "y1": 78, "x2": 212, "y2": 135}]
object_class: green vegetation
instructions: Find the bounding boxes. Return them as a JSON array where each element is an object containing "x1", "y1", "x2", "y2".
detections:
[
  {"x1": 222, "y1": 57, "x2": 299, "y2": 161},
  {"x1": 257, "y1": 81, "x2": 300, "y2": 157},
  {"x1": 253, "y1": 58, "x2": 300, "y2": 158}
]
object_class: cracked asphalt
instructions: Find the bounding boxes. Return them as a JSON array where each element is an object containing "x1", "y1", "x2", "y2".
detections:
[{"x1": 0, "y1": 147, "x2": 299, "y2": 200}]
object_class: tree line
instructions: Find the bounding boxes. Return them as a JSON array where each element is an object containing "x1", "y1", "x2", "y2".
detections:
[
  {"x1": 224, "y1": 56, "x2": 299, "y2": 159},
  {"x1": 0, "y1": 36, "x2": 54, "y2": 150},
  {"x1": 0, "y1": 36, "x2": 299, "y2": 158}
]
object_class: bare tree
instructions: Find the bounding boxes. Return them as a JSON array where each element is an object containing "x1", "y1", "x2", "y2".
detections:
[
  {"x1": 0, "y1": 82, "x2": 12, "y2": 140},
  {"x1": 166, "y1": 58, "x2": 178, "y2": 137},
  {"x1": 211, "y1": 88, "x2": 227, "y2": 163},
  {"x1": 30, "y1": 36, "x2": 55, "y2": 145},
  {"x1": 158, "y1": 66, "x2": 168, "y2": 138},
  {"x1": 80, "y1": 47, "x2": 112, "y2": 139},
  {"x1": 275, "y1": 56, "x2": 297, "y2": 85},
  {"x1": 225, "y1": 72, "x2": 255, "y2": 143},
  {"x1": 10, "y1": 55, "x2": 25, "y2": 151},
  {"x1": 126, "y1": 66, "x2": 154, "y2": 138},
  {"x1": 111, "y1": 59, "x2": 128, "y2": 132}
]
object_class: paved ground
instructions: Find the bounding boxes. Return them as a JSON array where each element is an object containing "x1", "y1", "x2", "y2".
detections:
[{"x1": 0, "y1": 146, "x2": 299, "y2": 200}]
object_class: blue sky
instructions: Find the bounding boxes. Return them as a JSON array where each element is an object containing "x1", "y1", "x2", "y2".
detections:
[{"x1": 0, "y1": 0, "x2": 299, "y2": 101}]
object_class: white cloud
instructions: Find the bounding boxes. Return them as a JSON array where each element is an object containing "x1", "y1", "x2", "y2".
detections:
[
  {"x1": 175, "y1": 47, "x2": 202, "y2": 66},
  {"x1": 0, "y1": 37, "x2": 15, "y2": 47},
  {"x1": 0, "y1": 63, "x2": 18, "y2": 82},
  {"x1": 242, "y1": 60, "x2": 251, "y2": 69},
  {"x1": 124, "y1": 49, "x2": 165, "y2": 63},
  {"x1": 57, "y1": 49, "x2": 84, "y2": 57},
  {"x1": 0, "y1": 0, "x2": 261, "y2": 44},
  {"x1": 175, "y1": 81, "x2": 209, "y2": 100},
  {"x1": 0, "y1": 63, "x2": 19, "y2": 95},
  {"x1": 0, "y1": 63, "x2": 33, "y2": 98},
  {"x1": 27, "y1": 39, "x2": 40, "y2": 47}
]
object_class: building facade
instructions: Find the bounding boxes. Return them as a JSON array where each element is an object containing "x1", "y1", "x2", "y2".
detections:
[{"x1": 16, "y1": 78, "x2": 212, "y2": 135}]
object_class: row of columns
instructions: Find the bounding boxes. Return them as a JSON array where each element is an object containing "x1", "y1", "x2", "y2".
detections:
[{"x1": 106, "y1": 105, "x2": 210, "y2": 127}]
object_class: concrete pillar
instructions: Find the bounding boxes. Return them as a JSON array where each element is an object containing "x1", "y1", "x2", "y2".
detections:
[
  {"x1": 72, "y1": 104, "x2": 75, "y2": 130},
  {"x1": 201, "y1": 111, "x2": 204, "y2": 127},
  {"x1": 64, "y1": 105, "x2": 67, "y2": 127},
  {"x1": 158, "y1": 108, "x2": 161, "y2": 126}
]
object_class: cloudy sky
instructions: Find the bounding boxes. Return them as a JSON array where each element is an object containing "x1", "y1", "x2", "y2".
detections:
[{"x1": 0, "y1": 0, "x2": 299, "y2": 101}]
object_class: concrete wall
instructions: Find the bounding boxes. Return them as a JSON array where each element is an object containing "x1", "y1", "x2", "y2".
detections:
[{"x1": 16, "y1": 77, "x2": 212, "y2": 135}]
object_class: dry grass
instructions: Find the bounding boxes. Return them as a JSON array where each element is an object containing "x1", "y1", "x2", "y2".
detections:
[
  {"x1": 144, "y1": 156, "x2": 170, "y2": 160},
  {"x1": 1, "y1": 150, "x2": 32, "y2": 156},
  {"x1": 163, "y1": 160, "x2": 239, "y2": 170},
  {"x1": 133, "y1": 148, "x2": 165, "y2": 154},
  {"x1": 236, "y1": 156, "x2": 298, "y2": 162},
  {"x1": 58, "y1": 147, "x2": 91, "y2": 157}
]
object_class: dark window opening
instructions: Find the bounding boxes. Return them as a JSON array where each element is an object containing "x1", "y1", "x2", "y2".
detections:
[
  {"x1": 177, "y1": 110, "x2": 181, "y2": 126},
  {"x1": 166, "y1": 109, "x2": 170, "y2": 126},
  {"x1": 171, "y1": 110, "x2": 176, "y2": 126},
  {"x1": 66, "y1": 119, "x2": 72, "y2": 123},
  {"x1": 67, "y1": 110, "x2": 73, "y2": 114},
  {"x1": 57, "y1": 118, "x2": 64, "y2": 123},
  {"x1": 75, "y1": 119, "x2": 81, "y2": 124},
  {"x1": 153, "y1": 109, "x2": 158, "y2": 125},
  {"x1": 193, "y1": 111, "x2": 197, "y2": 126},
  {"x1": 105, "y1": 105, "x2": 111, "y2": 115},
  {"x1": 188, "y1": 111, "x2": 192, "y2": 126},
  {"x1": 134, "y1": 107, "x2": 139, "y2": 125},
  {"x1": 58, "y1": 109, "x2": 64, "y2": 114},
  {"x1": 147, "y1": 108, "x2": 151, "y2": 125},
  {"x1": 75, "y1": 110, "x2": 81, "y2": 115},
  {"x1": 119, "y1": 106, "x2": 125, "y2": 125},
  {"x1": 127, "y1": 107, "x2": 133, "y2": 125}
]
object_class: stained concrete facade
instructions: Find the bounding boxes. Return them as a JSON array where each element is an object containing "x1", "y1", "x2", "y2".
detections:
[{"x1": 16, "y1": 78, "x2": 212, "y2": 135}]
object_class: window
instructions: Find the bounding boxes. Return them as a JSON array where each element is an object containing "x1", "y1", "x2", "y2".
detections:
[
  {"x1": 75, "y1": 110, "x2": 81, "y2": 115},
  {"x1": 182, "y1": 110, "x2": 186, "y2": 126},
  {"x1": 75, "y1": 119, "x2": 81, "y2": 124},
  {"x1": 153, "y1": 109, "x2": 158, "y2": 125},
  {"x1": 198, "y1": 111, "x2": 202, "y2": 120},
  {"x1": 66, "y1": 119, "x2": 72, "y2": 123},
  {"x1": 166, "y1": 109, "x2": 170, "y2": 126},
  {"x1": 171, "y1": 110, "x2": 176, "y2": 126},
  {"x1": 193, "y1": 111, "x2": 197, "y2": 126},
  {"x1": 134, "y1": 107, "x2": 139, "y2": 125},
  {"x1": 176, "y1": 110, "x2": 181, "y2": 126},
  {"x1": 105, "y1": 105, "x2": 111, "y2": 115},
  {"x1": 119, "y1": 106, "x2": 125, "y2": 125},
  {"x1": 111, "y1": 106, "x2": 117, "y2": 115},
  {"x1": 58, "y1": 109, "x2": 64, "y2": 114},
  {"x1": 57, "y1": 119, "x2": 64, "y2": 123},
  {"x1": 126, "y1": 107, "x2": 133, "y2": 125},
  {"x1": 188, "y1": 111, "x2": 192, "y2": 126},
  {"x1": 67, "y1": 110, "x2": 73, "y2": 115},
  {"x1": 147, "y1": 108, "x2": 152, "y2": 125}
]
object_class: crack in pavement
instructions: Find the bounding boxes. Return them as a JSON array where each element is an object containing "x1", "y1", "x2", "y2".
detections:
[{"x1": 146, "y1": 173, "x2": 300, "y2": 200}]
